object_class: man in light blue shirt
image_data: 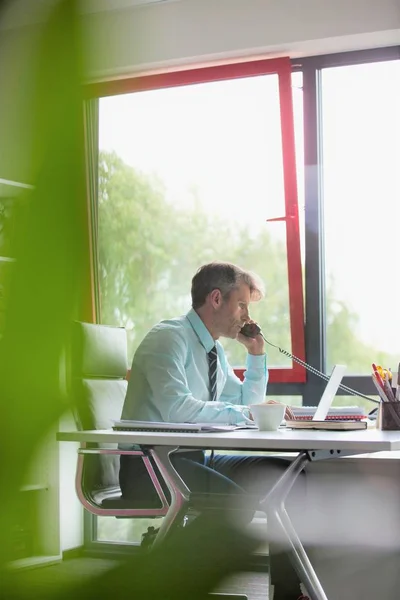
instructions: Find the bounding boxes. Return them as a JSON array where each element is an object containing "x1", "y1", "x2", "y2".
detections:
[
  {"x1": 120, "y1": 262, "x2": 304, "y2": 600},
  {"x1": 121, "y1": 301, "x2": 267, "y2": 425}
]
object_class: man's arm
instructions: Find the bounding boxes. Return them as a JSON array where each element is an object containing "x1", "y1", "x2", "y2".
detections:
[
  {"x1": 219, "y1": 351, "x2": 268, "y2": 407},
  {"x1": 219, "y1": 328, "x2": 268, "y2": 407}
]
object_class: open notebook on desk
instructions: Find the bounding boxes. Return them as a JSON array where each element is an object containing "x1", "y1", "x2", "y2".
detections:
[
  {"x1": 113, "y1": 420, "x2": 258, "y2": 433},
  {"x1": 285, "y1": 364, "x2": 367, "y2": 431}
]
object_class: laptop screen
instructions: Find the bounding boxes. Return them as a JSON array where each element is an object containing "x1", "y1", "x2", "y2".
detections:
[{"x1": 313, "y1": 364, "x2": 347, "y2": 421}]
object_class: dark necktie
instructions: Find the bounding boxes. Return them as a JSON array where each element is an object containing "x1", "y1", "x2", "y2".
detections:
[
  {"x1": 207, "y1": 345, "x2": 218, "y2": 470},
  {"x1": 208, "y1": 345, "x2": 218, "y2": 402}
]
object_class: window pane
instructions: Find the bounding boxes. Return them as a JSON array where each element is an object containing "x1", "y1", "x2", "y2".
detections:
[
  {"x1": 96, "y1": 516, "x2": 163, "y2": 544},
  {"x1": 321, "y1": 61, "x2": 400, "y2": 374},
  {"x1": 292, "y1": 71, "x2": 305, "y2": 269},
  {"x1": 98, "y1": 73, "x2": 303, "y2": 369}
]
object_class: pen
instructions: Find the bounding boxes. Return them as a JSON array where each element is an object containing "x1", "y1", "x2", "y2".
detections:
[
  {"x1": 372, "y1": 364, "x2": 386, "y2": 391},
  {"x1": 372, "y1": 373, "x2": 389, "y2": 402},
  {"x1": 383, "y1": 372, "x2": 396, "y2": 402}
]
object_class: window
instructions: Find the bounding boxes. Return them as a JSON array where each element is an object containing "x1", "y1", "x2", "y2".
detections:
[
  {"x1": 321, "y1": 60, "x2": 400, "y2": 375},
  {"x1": 85, "y1": 47, "x2": 400, "y2": 548},
  {"x1": 95, "y1": 58, "x2": 305, "y2": 383}
]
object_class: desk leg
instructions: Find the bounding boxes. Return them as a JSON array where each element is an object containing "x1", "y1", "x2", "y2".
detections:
[
  {"x1": 150, "y1": 446, "x2": 191, "y2": 546},
  {"x1": 260, "y1": 451, "x2": 327, "y2": 600}
]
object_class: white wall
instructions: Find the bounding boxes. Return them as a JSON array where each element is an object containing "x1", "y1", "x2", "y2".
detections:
[
  {"x1": 59, "y1": 412, "x2": 84, "y2": 551},
  {"x1": 82, "y1": 0, "x2": 400, "y2": 79}
]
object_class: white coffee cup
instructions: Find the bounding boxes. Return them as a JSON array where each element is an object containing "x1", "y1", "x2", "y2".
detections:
[{"x1": 249, "y1": 403, "x2": 286, "y2": 431}]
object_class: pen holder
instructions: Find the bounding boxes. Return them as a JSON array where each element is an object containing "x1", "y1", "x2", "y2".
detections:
[{"x1": 379, "y1": 402, "x2": 400, "y2": 430}]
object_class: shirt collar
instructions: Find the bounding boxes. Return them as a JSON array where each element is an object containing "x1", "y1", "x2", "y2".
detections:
[{"x1": 186, "y1": 308, "x2": 215, "y2": 353}]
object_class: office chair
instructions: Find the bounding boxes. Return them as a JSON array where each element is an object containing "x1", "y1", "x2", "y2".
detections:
[
  {"x1": 70, "y1": 321, "x2": 171, "y2": 528},
  {"x1": 70, "y1": 323, "x2": 231, "y2": 534}
]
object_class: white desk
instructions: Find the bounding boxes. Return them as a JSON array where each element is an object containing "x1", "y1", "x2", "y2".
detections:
[
  {"x1": 57, "y1": 428, "x2": 400, "y2": 600},
  {"x1": 57, "y1": 427, "x2": 400, "y2": 452}
]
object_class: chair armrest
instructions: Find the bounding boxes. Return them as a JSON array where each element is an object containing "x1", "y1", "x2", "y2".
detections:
[
  {"x1": 76, "y1": 443, "x2": 169, "y2": 515},
  {"x1": 77, "y1": 447, "x2": 144, "y2": 456}
]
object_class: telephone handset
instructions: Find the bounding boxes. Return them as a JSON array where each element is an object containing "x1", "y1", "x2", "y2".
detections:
[
  {"x1": 240, "y1": 323, "x2": 262, "y2": 338},
  {"x1": 239, "y1": 323, "x2": 378, "y2": 404}
]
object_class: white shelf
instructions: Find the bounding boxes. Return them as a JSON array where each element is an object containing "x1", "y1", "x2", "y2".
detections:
[
  {"x1": 7, "y1": 555, "x2": 62, "y2": 571},
  {"x1": 19, "y1": 484, "x2": 48, "y2": 492},
  {"x1": 0, "y1": 179, "x2": 33, "y2": 196}
]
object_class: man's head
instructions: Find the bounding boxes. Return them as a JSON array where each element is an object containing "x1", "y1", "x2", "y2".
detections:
[{"x1": 191, "y1": 262, "x2": 264, "y2": 339}]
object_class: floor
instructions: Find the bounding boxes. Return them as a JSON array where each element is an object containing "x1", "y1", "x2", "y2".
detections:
[{"x1": 9, "y1": 557, "x2": 270, "y2": 600}]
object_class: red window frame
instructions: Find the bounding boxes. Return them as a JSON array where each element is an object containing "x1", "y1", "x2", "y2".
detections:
[{"x1": 86, "y1": 57, "x2": 306, "y2": 383}]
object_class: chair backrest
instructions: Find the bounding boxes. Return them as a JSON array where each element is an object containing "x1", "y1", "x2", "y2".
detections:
[{"x1": 71, "y1": 321, "x2": 128, "y2": 492}]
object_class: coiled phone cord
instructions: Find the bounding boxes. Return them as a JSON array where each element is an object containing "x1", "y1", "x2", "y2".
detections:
[{"x1": 260, "y1": 334, "x2": 379, "y2": 405}]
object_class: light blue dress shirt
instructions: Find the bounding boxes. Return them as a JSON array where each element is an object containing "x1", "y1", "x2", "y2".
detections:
[{"x1": 121, "y1": 308, "x2": 268, "y2": 425}]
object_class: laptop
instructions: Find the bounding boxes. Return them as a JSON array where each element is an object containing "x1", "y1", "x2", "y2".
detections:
[
  {"x1": 286, "y1": 365, "x2": 367, "y2": 430},
  {"x1": 313, "y1": 364, "x2": 347, "y2": 421}
]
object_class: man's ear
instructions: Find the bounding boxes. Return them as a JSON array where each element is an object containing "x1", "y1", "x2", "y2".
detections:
[{"x1": 209, "y1": 288, "x2": 222, "y2": 308}]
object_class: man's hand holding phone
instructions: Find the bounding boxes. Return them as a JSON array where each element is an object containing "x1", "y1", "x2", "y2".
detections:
[{"x1": 237, "y1": 321, "x2": 265, "y2": 356}]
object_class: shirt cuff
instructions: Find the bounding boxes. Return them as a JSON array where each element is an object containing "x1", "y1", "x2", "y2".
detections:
[{"x1": 246, "y1": 353, "x2": 266, "y2": 368}]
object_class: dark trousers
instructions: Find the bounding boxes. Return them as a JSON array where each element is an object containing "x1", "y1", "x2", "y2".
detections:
[{"x1": 120, "y1": 452, "x2": 304, "y2": 599}]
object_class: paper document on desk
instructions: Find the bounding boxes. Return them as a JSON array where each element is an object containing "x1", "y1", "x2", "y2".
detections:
[{"x1": 113, "y1": 420, "x2": 257, "y2": 433}]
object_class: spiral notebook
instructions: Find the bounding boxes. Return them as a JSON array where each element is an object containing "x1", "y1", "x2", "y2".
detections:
[
  {"x1": 112, "y1": 420, "x2": 257, "y2": 433},
  {"x1": 286, "y1": 419, "x2": 367, "y2": 431},
  {"x1": 290, "y1": 406, "x2": 365, "y2": 421}
]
